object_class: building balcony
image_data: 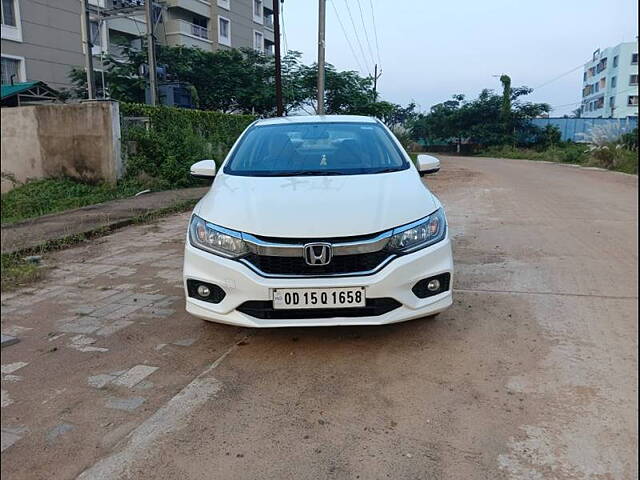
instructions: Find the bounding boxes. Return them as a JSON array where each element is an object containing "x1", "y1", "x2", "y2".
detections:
[
  {"x1": 164, "y1": 19, "x2": 213, "y2": 50},
  {"x1": 165, "y1": 0, "x2": 211, "y2": 18}
]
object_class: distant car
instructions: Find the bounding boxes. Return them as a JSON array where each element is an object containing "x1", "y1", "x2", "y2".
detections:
[{"x1": 183, "y1": 115, "x2": 453, "y2": 327}]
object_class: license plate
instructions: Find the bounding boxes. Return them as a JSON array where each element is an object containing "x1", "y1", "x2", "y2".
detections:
[{"x1": 273, "y1": 287, "x2": 366, "y2": 310}]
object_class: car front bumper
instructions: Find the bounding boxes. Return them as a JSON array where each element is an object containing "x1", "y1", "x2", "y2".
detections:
[{"x1": 183, "y1": 237, "x2": 453, "y2": 328}]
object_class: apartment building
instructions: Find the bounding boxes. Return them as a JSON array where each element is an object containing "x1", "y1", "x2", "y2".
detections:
[
  {"x1": 581, "y1": 41, "x2": 638, "y2": 118},
  {"x1": 1, "y1": 0, "x2": 84, "y2": 89},
  {"x1": 1, "y1": 0, "x2": 276, "y2": 90}
]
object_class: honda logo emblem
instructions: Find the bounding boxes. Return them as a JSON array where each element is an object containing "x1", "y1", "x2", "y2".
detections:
[{"x1": 303, "y1": 242, "x2": 332, "y2": 266}]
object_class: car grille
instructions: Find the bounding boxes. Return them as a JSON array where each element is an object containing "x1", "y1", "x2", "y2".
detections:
[
  {"x1": 242, "y1": 250, "x2": 392, "y2": 276},
  {"x1": 237, "y1": 298, "x2": 402, "y2": 319}
]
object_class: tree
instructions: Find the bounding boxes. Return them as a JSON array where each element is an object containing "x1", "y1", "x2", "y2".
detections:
[
  {"x1": 411, "y1": 86, "x2": 550, "y2": 147},
  {"x1": 499, "y1": 74, "x2": 511, "y2": 128}
]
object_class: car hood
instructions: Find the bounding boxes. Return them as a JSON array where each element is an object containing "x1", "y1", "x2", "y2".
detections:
[{"x1": 195, "y1": 169, "x2": 439, "y2": 238}]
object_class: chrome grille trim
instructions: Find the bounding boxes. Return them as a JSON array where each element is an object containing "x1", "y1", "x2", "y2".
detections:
[
  {"x1": 238, "y1": 254, "x2": 397, "y2": 279},
  {"x1": 241, "y1": 230, "x2": 392, "y2": 257}
]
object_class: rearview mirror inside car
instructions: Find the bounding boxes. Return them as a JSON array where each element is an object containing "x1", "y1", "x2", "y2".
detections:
[
  {"x1": 190, "y1": 159, "x2": 217, "y2": 179},
  {"x1": 416, "y1": 155, "x2": 440, "y2": 176}
]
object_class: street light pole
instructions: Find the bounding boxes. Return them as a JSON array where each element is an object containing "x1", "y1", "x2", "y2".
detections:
[
  {"x1": 81, "y1": 0, "x2": 96, "y2": 100},
  {"x1": 273, "y1": 0, "x2": 284, "y2": 116},
  {"x1": 145, "y1": 0, "x2": 158, "y2": 106},
  {"x1": 316, "y1": 0, "x2": 326, "y2": 115}
]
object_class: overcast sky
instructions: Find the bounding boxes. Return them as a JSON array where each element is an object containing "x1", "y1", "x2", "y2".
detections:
[{"x1": 281, "y1": 0, "x2": 638, "y2": 116}]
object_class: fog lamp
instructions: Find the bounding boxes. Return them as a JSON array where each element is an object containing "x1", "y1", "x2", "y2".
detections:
[
  {"x1": 197, "y1": 285, "x2": 211, "y2": 297},
  {"x1": 427, "y1": 279, "x2": 441, "y2": 292}
]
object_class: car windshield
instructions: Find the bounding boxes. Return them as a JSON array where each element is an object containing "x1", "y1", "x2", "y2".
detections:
[{"x1": 223, "y1": 121, "x2": 409, "y2": 176}]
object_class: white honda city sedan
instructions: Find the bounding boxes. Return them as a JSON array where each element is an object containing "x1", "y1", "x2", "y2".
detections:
[{"x1": 183, "y1": 115, "x2": 453, "y2": 327}]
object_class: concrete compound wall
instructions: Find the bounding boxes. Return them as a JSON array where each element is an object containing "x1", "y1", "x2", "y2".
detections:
[{"x1": 1, "y1": 101, "x2": 122, "y2": 193}]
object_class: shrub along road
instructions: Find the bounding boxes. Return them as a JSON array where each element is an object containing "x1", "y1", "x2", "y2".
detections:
[{"x1": 0, "y1": 156, "x2": 637, "y2": 479}]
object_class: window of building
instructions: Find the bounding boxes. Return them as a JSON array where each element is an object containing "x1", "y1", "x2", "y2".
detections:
[
  {"x1": 89, "y1": 20, "x2": 107, "y2": 55},
  {"x1": 632, "y1": 53, "x2": 638, "y2": 65},
  {"x1": 253, "y1": 30, "x2": 263, "y2": 51},
  {"x1": 90, "y1": 21, "x2": 101, "y2": 47},
  {"x1": 613, "y1": 55, "x2": 619, "y2": 68},
  {"x1": 217, "y1": 0, "x2": 230, "y2": 9},
  {"x1": 191, "y1": 16, "x2": 208, "y2": 39},
  {"x1": 611, "y1": 76, "x2": 617, "y2": 88},
  {"x1": 583, "y1": 72, "x2": 587, "y2": 82},
  {"x1": 595, "y1": 97, "x2": 604, "y2": 109},
  {"x1": 596, "y1": 58, "x2": 607, "y2": 73},
  {"x1": 628, "y1": 95, "x2": 638, "y2": 106},
  {"x1": 631, "y1": 75, "x2": 639, "y2": 86},
  {"x1": 218, "y1": 16, "x2": 231, "y2": 46},
  {"x1": 1, "y1": 55, "x2": 25, "y2": 84},
  {"x1": 1, "y1": 0, "x2": 15, "y2": 25},
  {"x1": 609, "y1": 96, "x2": 615, "y2": 108},
  {"x1": 264, "y1": 8, "x2": 274, "y2": 29},
  {"x1": 264, "y1": 38, "x2": 274, "y2": 55},
  {"x1": 599, "y1": 77, "x2": 606, "y2": 89},
  {"x1": 253, "y1": 0, "x2": 263, "y2": 23},
  {"x1": 1, "y1": 0, "x2": 21, "y2": 42}
]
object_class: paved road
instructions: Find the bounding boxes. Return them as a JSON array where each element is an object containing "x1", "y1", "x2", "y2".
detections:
[{"x1": 1, "y1": 157, "x2": 637, "y2": 480}]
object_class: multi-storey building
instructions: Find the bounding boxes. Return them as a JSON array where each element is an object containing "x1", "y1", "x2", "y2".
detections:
[
  {"x1": 1, "y1": 0, "x2": 84, "y2": 89},
  {"x1": 581, "y1": 41, "x2": 638, "y2": 119},
  {"x1": 1, "y1": 0, "x2": 276, "y2": 90}
]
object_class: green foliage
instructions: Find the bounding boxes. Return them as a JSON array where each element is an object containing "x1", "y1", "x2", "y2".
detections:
[
  {"x1": 478, "y1": 143, "x2": 586, "y2": 163},
  {"x1": 532, "y1": 125, "x2": 562, "y2": 149},
  {"x1": 478, "y1": 142, "x2": 637, "y2": 174},
  {"x1": 1, "y1": 253, "x2": 42, "y2": 290},
  {"x1": 120, "y1": 103, "x2": 255, "y2": 187},
  {"x1": 411, "y1": 84, "x2": 550, "y2": 147},
  {"x1": 69, "y1": 44, "x2": 415, "y2": 122},
  {"x1": 588, "y1": 143, "x2": 638, "y2": 173},
  {"x1": 499, "y1": 74, "x2": 512, "y2": 126},
  {"x1": 0, "y1": 178, "x2": 148, "y2": 224},
  {"x1": 620, "y1": 128, "x2": 638, "y2": 151}
]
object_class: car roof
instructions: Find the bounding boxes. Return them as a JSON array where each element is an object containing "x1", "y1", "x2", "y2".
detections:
[{"x1": 254, "y1": 115, "x2": 379, "y2": 126}]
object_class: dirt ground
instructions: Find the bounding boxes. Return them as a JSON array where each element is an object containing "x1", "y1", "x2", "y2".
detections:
[{"x1": 1, "y1": 156, "x2": 637, "y2": 480}]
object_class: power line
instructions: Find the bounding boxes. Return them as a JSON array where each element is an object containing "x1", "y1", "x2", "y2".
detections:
[
  {"x1": 329, "y1": 0, "x2": 364, "y2": 74},
  {"x1": 355, "y1": 0, "x2": 376, "y2": 67},
  {"x1": 341, "y1": 0, "x2": 371, "y2": 75},
  {"x1": 367, "y1": 0, "x2": 381, "y2": 66},
  {"x1": 551, "y1": 87, "x2": 639, "y2": 109},
  {"x1": 533, "y1": 64, "x2": 585, "y2": 90}
]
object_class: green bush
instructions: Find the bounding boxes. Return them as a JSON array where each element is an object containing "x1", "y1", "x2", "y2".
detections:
[
  {"x1": 588, "y1": 144, "x2": 638, "y2": 173},
  {"x1": 120, "y1": 104, "x2": 255, "y2": 188},
  {"x1": 478, "y1": 142, "x2": 637, "y2": 174},
  {"x1": 0, "y1": 177, "x2": 148, "y2": 224},
  {"x1": 620, "y1": 128, "x2": 638, "y2": 151},
  {"x1": 478, "y1": 143, "x2": 588, "y2": 164}
]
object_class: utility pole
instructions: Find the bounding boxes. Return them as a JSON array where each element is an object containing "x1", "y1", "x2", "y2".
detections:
[
  {"x1": 81, "y1": 0, "x2": 96, "y2": 100},
  {"x1": 273, "y1": 0, "x2": 283, "y2": 116},
  {"x1": 316, "y1": 0, "x2": 326, "y2": 115},
  {"x1": 145, "y1": 0, "x2": 158, "y2": 106},
  {"x1": 372, "y1": 64, "x2": 382, "y2": 100}
]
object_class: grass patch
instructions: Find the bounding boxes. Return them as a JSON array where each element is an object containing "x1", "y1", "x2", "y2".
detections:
[
  {"x1": 477, "y1": 144, "x2": 638, "y2": 175},
  {"x1": 477, "y1": 144, "x2": 588, "y2": 165},
  {"x1": 1, "y1": 254, "x2": 43, "y2": 291},
  {"x1": 0, "y1": 178, "x2": 154, "y2": 224}
]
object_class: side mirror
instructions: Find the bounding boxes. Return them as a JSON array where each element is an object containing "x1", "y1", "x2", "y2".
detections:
[
  {"x1": 416, "y1": 154, "x2": 440, "y2": 176},
  {"x1": 190, "y1": 159, "x2": 217, "y2": 179}
]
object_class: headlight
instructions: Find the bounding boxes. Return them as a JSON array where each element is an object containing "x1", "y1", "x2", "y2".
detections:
[
  {"x1": 387, "y1": 209, "x2": 447, "y2": 253},
  {"x1": 189, "y1": 215, "x2": 249, "y2": 258}
]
